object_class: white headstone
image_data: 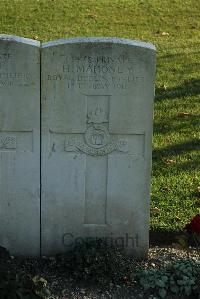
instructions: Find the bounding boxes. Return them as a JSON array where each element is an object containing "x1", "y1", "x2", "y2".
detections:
[
  {"x1": 41, "y1": 38, "x2": 156, "y2": 258},
  {"x1": 0, "y1": 35, "x2": 40, "y2": 256}
]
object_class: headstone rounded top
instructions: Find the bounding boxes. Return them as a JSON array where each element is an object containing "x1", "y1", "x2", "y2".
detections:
[
  {"x1": 0, "y1": 34, "x2": 40, "y2": 47},
  {"x1": 42, "y1": 37, "x2": 156, "y2": 51}
]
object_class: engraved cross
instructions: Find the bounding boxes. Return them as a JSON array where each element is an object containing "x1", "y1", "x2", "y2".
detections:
[{"x1": 63, "y1": 95, "x2": 144, "y2": 225}]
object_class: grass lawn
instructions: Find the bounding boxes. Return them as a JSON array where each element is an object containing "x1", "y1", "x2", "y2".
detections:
[{"x1": 0, "y1": 0, "x2": 199, "y2": 233}]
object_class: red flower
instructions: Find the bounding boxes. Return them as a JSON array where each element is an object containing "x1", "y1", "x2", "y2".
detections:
[{"x1": 185, "y1": 214, "x2": 200, "y2": 235}]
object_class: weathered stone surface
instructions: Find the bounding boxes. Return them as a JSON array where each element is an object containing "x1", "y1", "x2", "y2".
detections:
[
  {"x1": 0, "y1": 35, "x2": 40, "y2": 256},
  {"x1": 41, "y1": 38, "x2": 156, "y2": 258}
]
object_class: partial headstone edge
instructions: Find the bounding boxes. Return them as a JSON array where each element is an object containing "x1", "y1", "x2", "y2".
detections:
[
  {"x1": 0, "y1": 34, "x2": 40, "y2": 47},
  {"x1": 42, "y1": 37, "x2": 156, "y2": 51}
]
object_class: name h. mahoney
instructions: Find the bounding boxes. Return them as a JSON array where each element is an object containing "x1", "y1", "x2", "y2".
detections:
[{"x1": 62, "y1": 64, "x2": 134, "y2": 74}]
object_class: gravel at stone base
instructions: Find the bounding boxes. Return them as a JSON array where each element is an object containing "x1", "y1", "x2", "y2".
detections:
[{"x1": 2, "y1": 246, "x2": 200, "y2": 299}]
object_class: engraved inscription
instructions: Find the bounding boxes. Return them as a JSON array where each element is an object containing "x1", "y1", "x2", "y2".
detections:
[
  {"x1": 0, "y1": 135, "x2": 16, "y2": 149},
  {"x1": 0, "y1": 72, "x2": 32, "y2": 87},
  {"x1": 0, "y1": 52, "x2": 32, "y2": 87},
  {"x1": 0, "y1": 53, "x2": 11, "y2": 70},
  {"x1": 47, "y1": 53, "x2": 145, "y2": 92}
]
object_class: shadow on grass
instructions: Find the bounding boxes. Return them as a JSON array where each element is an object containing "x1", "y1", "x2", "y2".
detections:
[
  {"x1": 152, "y1": 139, "x2": 200, "y2": 173},
  {"x1": 153, "y1": 139, "x2": 200, "y2": 158},
  {"x1": 176, "y1": 155, "x2": 200, "y2": 172},
  {"x1": 153, "y1": 114, "x2": 199, "y2": 135},
  {"x1": 155, "y1": 78, "x2": 200, "y2": 101}
]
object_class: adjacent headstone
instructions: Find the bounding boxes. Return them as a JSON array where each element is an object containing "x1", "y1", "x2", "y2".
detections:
[
  {"x1": 41, "y1": 38, "x2": 156, "y2": 258},
  {"x1": 0, "y1": 35, "x2": 40, "y2": 256}
]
